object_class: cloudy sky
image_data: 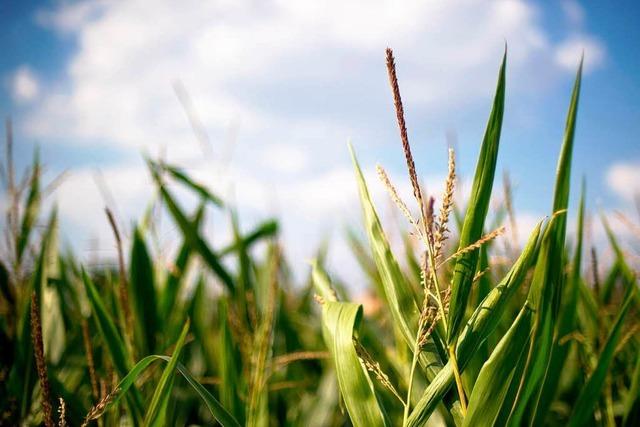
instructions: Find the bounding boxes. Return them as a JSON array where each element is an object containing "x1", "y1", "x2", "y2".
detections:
[{"x1": 2, "y1": 0, "x2": 639, "y2": 286}]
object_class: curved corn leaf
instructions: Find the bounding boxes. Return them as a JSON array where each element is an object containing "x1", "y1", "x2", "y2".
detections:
[
  {"x1": 321, "y1": 301, "x2": 389, "y2": 427},
  {"x1": 447, "y1": 50, "x2": 506, "y2": 344},
  {"x1": 84, "y1": 354, "x2": 241, "y2": 427},
  {"x1": 568, "y1": 284, "x2": 636, "y2": 427},
  {"x1": 349, "y1": 144, "x2": 444, "y2": 382},
  {"x1": 218, "y1": 219, "x2": 279, "y2": 257},
  {"x1": 311, "y1": 259, "x2": 338, "y2": 303},
  {"x1": 349, "y1": 144, "x2": 418, "y2": 347},
  {"x1": 463, "y1": 305, "x2": 534, "y2": 427},
  {"x1": 144, "y1": 319, "x2": 190, "y2": 426},
  {"x1": 407, "y1": 219, "x2": 542, "y2": 427},
  {"x1": 162, "y1": 162, "x2": 224, "y2": 207}
]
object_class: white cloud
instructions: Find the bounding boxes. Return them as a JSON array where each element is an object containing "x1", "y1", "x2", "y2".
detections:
[
  {"x1": 554, "y1": 35, "x2": 605, "y2": 73},
  {"x1": 24, "y1": 0, "x2": 591, "y2": 149},
  {"x1": 607, "y1": 161, "x2": 640, "y2": 202},
  {"x1": 10, "y1": 66, "x2": 40, "y2": 103},
  {"x1": 21, "y1": 0, "x2": 611, "y2": 284}
]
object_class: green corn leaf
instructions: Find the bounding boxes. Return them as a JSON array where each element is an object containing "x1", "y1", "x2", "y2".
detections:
[
  {"x1": 447, "y1": 50, "x2": 506, "y2": 344},
  {"x1": 531, "y1": 181, "x2": 586, "y2": 424},
  {"x1": 162, "y1": 162, "x2": 224, "y2": 207},
  {"x1": 568, "y1": 284, "x2": 636, "y2": 427},
  {"x1": 600, "y1": 261, "x2": 620, "y2": 304},
  {"x1": 407, "y1": 219, "x2": 542, "y2": 427},
  {"x1": 311, "y1": 259, "x2": 338, "y2": 303},
  {"x1": 218, "y1": 219, "x2": 279, "y2": 257},
  {"x1": 144, "y1": 319, "x2": 190, "y2": 426},
  {"x1": 601, "y1": 213, "x2": 639, "y2": 304},
  {"x1": 130, "y1": 227, "x2": 158, "y2": 354},
  {"x1": 160, "y1": 204, "x2": 205, "y2": 321},
  {"x1": 82, "y1": 270, "x2": 130, "y2": 371},
  {"x1": 219, "y1": 299, "x2": 244, "y2": 424},
  {"x1": 81, "y1": 268, "x2": 144, "y2": 420},
  {"x1": 83, "y1": 354, "x2": 241, "y2": 427},
  {"x1": 507, "y1": 58, "x2": 582, "y2": 426},
  {"x1": 10, "y1": 208, "x2": 56, "y2": 418},
  {"x1": 463, "y1": 305, "x2": 534, "y2": 427},
  {"x1": 321, "y1": 300, "x2": 389, "y2": 427},
  {"x1": 147, "y1": 159, "x2": 235, "y2": 294},
  {"x1": 349, "y1": 143, "x2": 444, "y2": 380},
  {"x1": 16, "y1": 152, "x2": 41, "y2": 265}
]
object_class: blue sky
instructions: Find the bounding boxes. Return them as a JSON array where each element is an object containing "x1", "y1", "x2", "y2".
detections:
[{"x1": 1, "y1": 0, "x2": 639, "y2": 285}]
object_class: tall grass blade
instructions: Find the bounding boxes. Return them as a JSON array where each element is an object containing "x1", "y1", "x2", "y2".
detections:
[
  {"x1": 447, "y1": 50, "x2": 506, "y2": 344},
  {"x1": 508, "y1": 58, "x2": 582, "y2": 425}
]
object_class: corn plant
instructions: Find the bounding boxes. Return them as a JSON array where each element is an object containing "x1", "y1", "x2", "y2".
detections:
[{"x1": 312, "y1": 49, "x2": 639, "y2": 427}]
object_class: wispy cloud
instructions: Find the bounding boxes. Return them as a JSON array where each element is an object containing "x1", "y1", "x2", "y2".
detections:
[
  {"x1": 607, "y1": 160, "x2": 640, "y2": 202},
  {"x1": 9, "y1": 65, "x2": 40, "y2": 103},
  {"x1": 17, "y1": 0, "x2": 611, "y2": 281}
]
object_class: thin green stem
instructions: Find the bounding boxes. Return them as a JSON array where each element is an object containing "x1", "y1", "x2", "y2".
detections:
[
  {"x1": 403, "y1": 324, "x2": 423, "y2": 427},
  {"x1": 448, "y1": 343, "x2": 467, "y2": 416}
]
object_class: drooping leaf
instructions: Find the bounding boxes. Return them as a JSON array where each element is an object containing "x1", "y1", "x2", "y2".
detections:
[
  {"x1": 84, "y1": 354, "x2": 241, "y2": 427},
  {"x1": 321, "y1": 301, "x2": 389, "y2": 427}
]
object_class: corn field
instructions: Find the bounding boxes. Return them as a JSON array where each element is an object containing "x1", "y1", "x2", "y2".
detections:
[{"x1": 1, "y1": 49, "x2": 639, "y2": 426}]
